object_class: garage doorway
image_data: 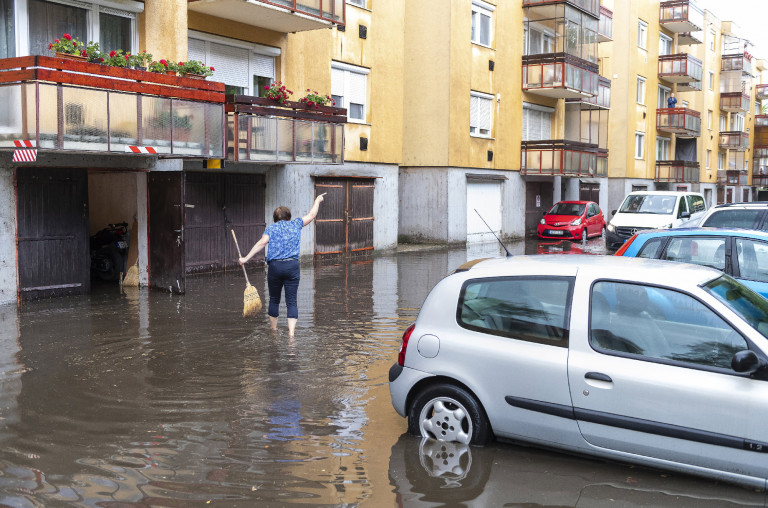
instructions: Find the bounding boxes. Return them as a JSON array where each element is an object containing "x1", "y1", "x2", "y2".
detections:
[
  {"x1": 525, "y1": 181, "x2": 554, "y2": 237},
  {"x1": 314, "y1": 177, "x2": 375, "y2": 259},
  {"x1": 467, "y1": 179, "x2": 503, "y2": 243},
  {"x1": 579, "y1": 182, "x2": 600, "y2": 203}
]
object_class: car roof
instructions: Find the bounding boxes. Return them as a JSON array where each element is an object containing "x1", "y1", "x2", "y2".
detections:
[
  {"x1": 634, "y1": 227, "x2": 768, "y2": 240},
  {"x1": 710, "y1": 202, "x2": 768, "y2": 209},
  {"x1": 460, "y1": 255, "x2": 720, "y2": 288},
  {"x1": 626, "y1": 191, "x2": 701, "y2": 196}
]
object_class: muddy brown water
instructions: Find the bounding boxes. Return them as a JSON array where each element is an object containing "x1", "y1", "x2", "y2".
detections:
[{"x1": 0, "y1": 239, "x2": 764, "y2": 506}]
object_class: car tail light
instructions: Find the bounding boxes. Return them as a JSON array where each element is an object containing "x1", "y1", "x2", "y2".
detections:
[
  {"x1": 614, "y1": 234, "x2": 637, "y2": 256},
  {"x1": 398, "y1": 324, "x2": 415, "y2": 366}
]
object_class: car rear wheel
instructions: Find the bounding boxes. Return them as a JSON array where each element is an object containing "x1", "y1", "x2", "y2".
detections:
[{"x1": 408, "y1": 384, "x2": 492, "y2": 445}]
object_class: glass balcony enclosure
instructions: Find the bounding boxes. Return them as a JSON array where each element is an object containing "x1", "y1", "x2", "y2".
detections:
[
  {"x1": 523, "y1": 2, "x2": 599, "y2": 64},
  {"x1": 656, "y1": 161, "x2": 700, "y2": 183},
  {"x1": 719, "y1": 131, "x2": 750, "y2": 151},
  {"x1": 566, "y1": 76, "x2": 611, "y2": 109},
  {"x1": 657, "y1": 108, "x2": 701, "y2": 137},
  {"x1": 187, "y1": 0, "x2": 345, "y2": 32},
  {"x1": 659, "y1": 0, "x2": 704, "y2": 33},
  {"x1": 658, "y1": 53, "x2": 703, "y2": 84},
  {"x1": 721, "y1": 54, "x2": 752, "y2": 75},
  {"x1": 523, "y1": 0, "x2": 600, "y2": 19},
  {"x1": 717, "y1": 170, "x2": 748, "y2": 185},
  {"x1": 522, "y1": 54, "x2": 599, "y2": 98},
  {"x1": 720, "y1": 92, "x2": 750, "y2": 113},
  {"x1": 757, "y1": 85, "x2": 768, "y2": 101},
  {"x1": 756, "y1": 115, "x2": 768, "y2": 128},
  {"x1": 598, "y1": 5, "x2": 612, "y2": 42},
  {"x1": 521, "y1": 139, "x2": 599, "y2": 177}
]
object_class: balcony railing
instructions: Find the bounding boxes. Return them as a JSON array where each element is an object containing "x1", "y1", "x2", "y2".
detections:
[
  {"x1": 656, "y1": 108, "x2": 701, "y2": 137},
  {"x1": 522, "y1": 53, "x2": 599, "y2": 99},
  {"x1": 186, "y1": 0, "x2": 345, "y2": 32},
  {"x1": 598, "y1": 6, "x2": 613, "y2": 42},
  {"x1": 756, "y1": 115, "x2": 768, "y2": 128},
  {"x1": 658, "y1": 53, "x2": 703, "y2": 84},
  {"x1": 522, "y1": 0, "x2": 600, "y2": 18},
  {"x1": 717, "y1": 170, "x2": 748, "y2": 185},
  {"x1": 655, "y1": 161, "x2": 700, "y2": 183},
  {"x1": 678, "y1": 31, "x2": 703, "y2": 45},
  {"x1": 757, "y1": 84, "x2": 768, "y2": 101},
  {"x1": 719, "y1": 131, "x2": 750, "y2": 151},
  {"x1": 521, "y1": 139, "x2": 599, "y2": 177},
  {"x1": 720, "y1": 92, "x2": 751, "y2": 112},
  {"x1": 721, "y1": 54, "x2": 752, "y2": 75},
  {"x1": 0, "y1": 56, "x2": 225, "y2": 157},
  {"x1": 659, "y1": 0, "x2": 704, "y2": 33},
  {"x1": 226, "y1": 95, "x2": 345, "y2": 164}
]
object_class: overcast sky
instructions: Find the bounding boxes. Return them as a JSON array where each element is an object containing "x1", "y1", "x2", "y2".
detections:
[{"x1": 694, "y1": 0, "x2": 768, "y2": 64}]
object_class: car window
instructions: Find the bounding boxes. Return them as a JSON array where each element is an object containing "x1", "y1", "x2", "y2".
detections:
[
  {"x1": 701, "y1": 209, "x2": 762, "y2": 229},
  {"x1": 636, "y1": 237, "x2": 665, "y2": 258},
  {"x1": 735, "y1": 238, "x2": 768, "y2": 283},
  {"x1": 661, "y1": 237, "x2": 726, "y2": 270},
  {"x1": 687, "y1": 195, "x2": 706, "y2": 214},
  {"x1": 676, "y1": 196, "x2": 687, "y2": 218},
  {"x1": 458, "y1": 277, "x2": 572, "y2": 346},
  {"x1": 705, "y1": 275, "x2": 768, "y2": 339},
  {"x1": 590, "y1": 281, "x2": 747, "y2": 370}
]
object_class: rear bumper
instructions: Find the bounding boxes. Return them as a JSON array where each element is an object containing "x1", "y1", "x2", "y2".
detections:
[{"x1": 389, "y1": 363, "x2": 435, "y2": 418}]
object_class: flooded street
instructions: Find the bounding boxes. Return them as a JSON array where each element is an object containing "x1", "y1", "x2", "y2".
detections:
[{"x1": 0, "y1": 238, "x2": 765, "y2": 506}]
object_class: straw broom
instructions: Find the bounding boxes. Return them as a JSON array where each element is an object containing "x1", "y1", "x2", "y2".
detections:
[
  {"x1": 231, "y1": 229, "x2": 262, "y2": 317},
  {"x1": 123, "y1": 220, "x2": 140, "y2": 287}
]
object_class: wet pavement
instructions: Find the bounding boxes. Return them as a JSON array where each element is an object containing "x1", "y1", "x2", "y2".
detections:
[{"x1": 0, "y1": 236, "x2": 765, "y2": 506}]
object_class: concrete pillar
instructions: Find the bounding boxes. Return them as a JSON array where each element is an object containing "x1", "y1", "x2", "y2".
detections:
[
  {"x1": 0, "y1": 162, "x2": 16, "y2": 306},
  {"x1": 139, "y1": 0, "x2": 188, "y2": 62}
]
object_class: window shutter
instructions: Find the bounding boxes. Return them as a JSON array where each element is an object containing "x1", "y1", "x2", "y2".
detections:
[
  {"x1": 331, "y1": 68, "x2": 345, "y2": 97},
  {"x1": 188, "y1": 38, "x2": 206, "y2": 62},
  {"x1": 478, "y1": 97, "x2": 491, "y2": 132},
  {"x1": 541, "y1": 110, "x2": 551, "y2": 139},
  {"x1": 208, "y1": 42, "x2": 250, "y2": 90},
  {"x1": 348, "y1": 71, "x2": 366, "y2": 104},
  {"x1": 252, "y1": 53, "x2": 275, "y2": 80},
  {"x1": 470, "y1": 95, "x2": 478, "y2": 129}
]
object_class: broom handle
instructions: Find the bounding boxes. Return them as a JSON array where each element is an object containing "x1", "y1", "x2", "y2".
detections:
[{"x1": 231, "y1": 229, "x2": 251, "y2": 286}]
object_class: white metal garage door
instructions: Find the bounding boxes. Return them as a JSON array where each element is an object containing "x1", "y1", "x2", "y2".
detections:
[{"x1": 466, "y1": 180, "x2": 502, "y2": 244}]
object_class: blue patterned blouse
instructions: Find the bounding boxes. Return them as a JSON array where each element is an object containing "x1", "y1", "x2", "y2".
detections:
[{"x1": 264, "y1": 218, "x2": 304, "y2": 261}]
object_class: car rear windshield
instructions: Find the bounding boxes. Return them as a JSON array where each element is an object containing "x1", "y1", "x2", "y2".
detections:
[
  {"x1": 548, "y1": 203, "x2": 585, "y2": 216},
  {"x1": 619, "y1": 194, "x2": 677, "y2": 215},
  {"x1": 704, "y1": 275, "x2": 768, "y2": 340},
  {"x1": 701, "y1": 209, "x2": 764, "y2": 229}
]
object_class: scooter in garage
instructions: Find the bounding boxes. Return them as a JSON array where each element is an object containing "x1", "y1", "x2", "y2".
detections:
[{"x1": 90, "y1": 222, "x2": 129, "y2": 282}]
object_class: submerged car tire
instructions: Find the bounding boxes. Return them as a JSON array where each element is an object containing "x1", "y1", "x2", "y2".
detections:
[
  {"x1": 581, "y1": 228, "x2": 588, "y2": 242},
  {"x1": 408, "y1": 384, "x2": 492, "y2": 446}
]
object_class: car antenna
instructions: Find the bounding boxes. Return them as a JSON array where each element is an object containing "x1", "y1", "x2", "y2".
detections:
[{"x1": 474, "y1": 209, "x2": 513, "y2": 257}]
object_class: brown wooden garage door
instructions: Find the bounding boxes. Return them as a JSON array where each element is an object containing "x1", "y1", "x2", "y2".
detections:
[
  {"x1": 184, "y1": 173, "x2": 266, "y2": 273},
  {"x1": 314, "y1": 177, "x2": 374, "y2": 259},
  {"x1": 16, "y1": 167, "x2": 90, "y2": 300}
]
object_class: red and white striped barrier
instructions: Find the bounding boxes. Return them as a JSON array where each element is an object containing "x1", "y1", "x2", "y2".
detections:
[
  {"x1": 13, "y1": 140, "x2": 36, "y2": 148},
  {"x1": 125, "y1": 146, "x2": 157, "y2": 154},
  {"x1": 12, "y1": 150, "x2": 37, "y2": 162}
]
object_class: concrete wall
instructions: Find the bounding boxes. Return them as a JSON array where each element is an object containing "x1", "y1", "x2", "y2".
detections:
[{"x1": 0, "y1": 162, "x2": 16, "y2": 306}]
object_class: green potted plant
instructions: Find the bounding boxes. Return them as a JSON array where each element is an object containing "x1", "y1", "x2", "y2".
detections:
[
  {"x1": 85, "y1": 41, "x2": 103, "y2": 63},
  {"x1": 104, "y1": 49, "x2": 129, "y2": 67},
  {"x1": 48, "y1": 33, "x2": 86, "y2": 60},
  {"x1": 177, "y1": 60, "x2": 214, "y2": 79},
  {"x1": 264, "y1": 81, "x2": 293, "y2": 104},
  {"x1": 129, "y1": 50, "x2": 153, "y2": 71},
  {"x1": 299, "y1": 89, "x2": 335, "y2": 109}
]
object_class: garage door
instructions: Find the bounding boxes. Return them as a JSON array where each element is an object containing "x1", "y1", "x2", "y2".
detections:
[{"x1": 466, "y1": 180, "x2": 502, "y2": 244}]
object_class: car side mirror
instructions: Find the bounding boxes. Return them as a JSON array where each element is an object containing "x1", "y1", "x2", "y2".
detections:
[
  {"x1": 680, "y1": 211, "x2": 691, "y2": 219},
  {"x1": 732, "y1": 350, "x2": 763, "y2": 374},
  {"x1": 611, "y1": 210, "x2": 617, "y2": 216}
]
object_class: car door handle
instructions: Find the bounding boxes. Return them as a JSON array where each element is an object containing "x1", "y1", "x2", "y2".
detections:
[{"x1": 585, "y1": 372, "x2": 612, "y2": 382}]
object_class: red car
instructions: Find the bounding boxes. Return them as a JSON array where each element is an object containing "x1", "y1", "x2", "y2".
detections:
[{"x1": 537, "y1": 200, "x2": 605, "y2": 241}]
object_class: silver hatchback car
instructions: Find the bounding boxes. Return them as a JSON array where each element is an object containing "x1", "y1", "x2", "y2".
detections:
[{"x1": 389, "y1": 255, "x2": 768, "y2": 489}]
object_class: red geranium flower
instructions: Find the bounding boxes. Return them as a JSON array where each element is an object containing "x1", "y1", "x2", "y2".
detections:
[
  {"x1": 109, "y1": 50, "x2": 116, "y2": 57},
  {"x1": 62, "y1": 34, "x2": 72, "y2": 41}
]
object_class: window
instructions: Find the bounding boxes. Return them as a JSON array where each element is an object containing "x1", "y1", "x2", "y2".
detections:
[
  {"x1": 709, "y1": 71, "x2": 714, "y2": 90},
  {"x1": 707, "y1": 110, "x2": 713, "y2": 130},
  {"x1": 687, "y1": 194, "x2": 706, "y2": 214},
  {"x1": 720, "y1": 114, "x2": 727, "y2": 132},
  {"x1": 635, "y1": 132, "x2": 645, "y2": 159},
  {"x1": 590, "y1": 281, "x2": 746, "y2": 369},
  {"x1": 637, "y1": 19, "x2": 648, "y2": 49},
  {"x1": 471, "y1": 0, "x2": 494, "y2": 47},
  {"x1": 657, "y1": 85, "x2": 670, "y2": 109},
  {"x1": 525, "y1": 23, "x2": 555, "y2": 55},
  {"x1": 347, "y1": 0, "x2": 366, "y2": 6},
  {"x1": 709, "y1": 29, "x2": 716, "y2": 51},
  {"x1": 25, "y1": 0, "x2": 139, "y2": 57},
  {"x1": 659, "y1": 33, "x2": 672, "y2": 56},
  {"x1": 662, "y1": 237, "x2": 726, "y2": 270},
  {"x1": 636, "y1": 237, "x2": 665, "y2": 258},
  {"x1": 470, "y1": 91, "x2": 493, "y2": 137},
  {"x1": 189, "y1": 32, "x2": 278, "y2": 96},
  {"x1": 522, "y1": 103, "x2": 553, "y2": 141},
  {"x1": 0, "y1": 0, "x2": 13, "y2": 59},
  {"x1": 718, "y1": 151, "x2": 725, "y2": 170},
  {"x1": 656, "y1": 136, "x2": 670, "y2": 160},
  {"x1": 637, "y1": 76, "x2": 646, "y2": 104},
  {"x1": 332, "y1": 62, "x2": 369, "y2": 123},
  {"x1": 735, "y1": 239, "x2": 768, "y2": 284},
  {"x1": 732, "y1": 113, "x2": 745, "y2": 132},
  {"x1": 681, "y1": 100, "x2": 688, "y2": 108},
  {"x1": 459, "y1": 276, "x2": 573, "y2": 346},
  {"x1": 706, "y1": 150, "x2": 712, "y2": 169}
]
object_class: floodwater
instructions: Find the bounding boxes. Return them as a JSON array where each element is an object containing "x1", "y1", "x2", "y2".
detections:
[{"x1": 0, "y1": 237, "x2": 765, "y2": 507}]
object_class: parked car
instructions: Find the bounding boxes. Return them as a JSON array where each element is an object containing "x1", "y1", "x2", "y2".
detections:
[
  {"x1": 537, "y1": 201, "x2": 605, "y2": 241},
  {"x1": 615, "y1": 227, "x2": 768, "y2": 299},
  {"x1": 389, "y1": 255, "x2": 768, "y2": 489},
  {"x1": 681, "y1": 202, "x2": 768, "y2": 230},
  {"x1": 605, "y1": 191, "x2": 707, "y2": 251}
]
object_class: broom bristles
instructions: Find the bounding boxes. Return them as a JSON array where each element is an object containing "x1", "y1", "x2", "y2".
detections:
[
  {"x1": 123, "y1": 264, "x2": 139, "y2": 287},
  {"x1": 243, "y1": 283, "x2": 262, "y2": 317}
]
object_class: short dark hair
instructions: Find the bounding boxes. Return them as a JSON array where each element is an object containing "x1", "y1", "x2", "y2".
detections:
[{"x1": 273, "y1": 206, "x2": 291, "y2": 222}]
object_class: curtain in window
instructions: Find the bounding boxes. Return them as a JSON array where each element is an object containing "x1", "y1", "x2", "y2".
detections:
[
  {"x1": 0, "y1": 0, "x2": 14, "y2": 58},
  {"x1": 28, "y1": 0, "x2": 87, "y2": 56},
  {"x1": 100, "y1": 13, "x2": 131, "y2": 53}
]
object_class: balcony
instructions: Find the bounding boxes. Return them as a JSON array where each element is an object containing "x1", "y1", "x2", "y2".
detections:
[
  {"x1": 659, "y1": 0, "x2": 704, "y2": 33},
  {"x1": 753, "y1": 150, "x2": 768, "y2": 185},
  {"x1": 226, "y1": 95, "x2": 345, "y2": 164},
  {"x1": 0, "y1": 56, "x2": 225, "y2": 157},
  {"x1": 187, "y1": 0, "x2": 344, "y2": 32},
  {"x1": 522, "y1": 0, "x2": 600, "y2": 19},
  {"x1": 522, "y1": 53, "x2": 599, "y2": 99},
  {"x1": 678, "y1": 32, "x2": 703, "y2": 45},
  {"x1": 756, "y1": 115, "x2": 768, "y2": 128},
  {"x1": 658, "y1": 53, "x2": 703, "y2": 85},
  {"x1": 566, "y1": 76, "x2": 610, "y2": 109},
  {"x1": 721, "y1": 54, "x2": 752, "y2": 75},
  {"x1": 596, "y1": 148, "x2": 608, "y2": 177},
  {"x1": 598, "y1": 6, "x2": 612, "y2": 42},
  {"x1": 757, "y1": 85, "x2": 768, "y2": 101},
  {"x1": 521, "y1": 139, "x2": 599, "y2": 177},
  {"x1": 719, "y1": 131, "x2": 749, "y2": 151},
  {"x1": 656, "y1": 108, "x2": 701, "y2": 137},
  {"x1": 720, "y1": 92, "x2": 751, "y2": 113},
  {"x1": 656, "y1": 161, "x2": 700, "y2": 183},
  {"x1": 717, "y1": 170, "x2": 748, "y2": 185}
]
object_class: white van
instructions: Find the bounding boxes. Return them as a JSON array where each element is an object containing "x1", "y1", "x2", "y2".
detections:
[{"x1": 605, "y1": 191, "x2": 707, "y2": 250}]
